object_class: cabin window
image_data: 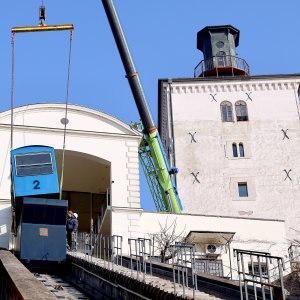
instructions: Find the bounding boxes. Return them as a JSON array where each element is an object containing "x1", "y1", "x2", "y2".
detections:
[
  {"x1": 15, "y1": 152, "x2": 53, "y2": 176},
  {"x1": 22, "y1": 203, "x2": 66, "y2": 225},
  {"x1": 235, "y1": 100, "x2": 248, "y2": 121},
  {"x1": 221, "y1": 101, "x2": 233, "y2": 122}
]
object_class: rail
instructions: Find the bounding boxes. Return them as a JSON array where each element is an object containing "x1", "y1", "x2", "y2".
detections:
[{"x1": 194, "y1": 55, "x2": 250, "y2": 77}]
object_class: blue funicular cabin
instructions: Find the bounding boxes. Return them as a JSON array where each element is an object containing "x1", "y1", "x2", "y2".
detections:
[{"x1": 11, "y1": 145, "x2": 68, "y2": 264}]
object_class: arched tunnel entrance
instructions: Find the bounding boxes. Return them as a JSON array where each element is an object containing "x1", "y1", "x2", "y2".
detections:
[{"x1": 55, "y1": 150, "x2": 111, "y2": 234}]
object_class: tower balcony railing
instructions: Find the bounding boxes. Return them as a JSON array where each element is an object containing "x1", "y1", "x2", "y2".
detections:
[{"x1": 194, "y1": 55, "x2": 250, "y2": 77}]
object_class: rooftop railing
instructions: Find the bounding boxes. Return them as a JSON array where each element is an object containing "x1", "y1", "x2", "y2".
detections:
[{"x1": 194, "y1": 55, "x2": 250, "y2": 77}]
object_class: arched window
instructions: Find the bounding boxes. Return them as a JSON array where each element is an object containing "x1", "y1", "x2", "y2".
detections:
[
  {"x1": 235, "y1": 100, "x2": 248, "y2": 121},
  {"x1": 232, "y1": 143, "x2": 238, "y2": 157},
  {"x1": 239, "y1": 143, "x2": 245, "y2": 157},
  {"x1": 220, "y1": 101, "x2": 233, "y2": 122}
]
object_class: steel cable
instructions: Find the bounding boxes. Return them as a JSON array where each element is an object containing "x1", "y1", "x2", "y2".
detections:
[{"x1": 59, "y1": 30, "x2": 73, "y2": 199}]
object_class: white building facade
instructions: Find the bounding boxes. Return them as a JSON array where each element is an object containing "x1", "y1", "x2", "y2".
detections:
[
  {"x1": 0, "y1": 103, "x2": 142, "y2": 248},
  {"x1": 158, "y1": 75, "x2": 300, "y2": 241},
  {"x1": 0, "y1": 101, "x2": 293, "y2": 278}
]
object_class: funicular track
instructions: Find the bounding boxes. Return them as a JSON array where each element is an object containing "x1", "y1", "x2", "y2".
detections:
[{"x1": 33, "y1": 271, "x2": 89, "y2": 299}]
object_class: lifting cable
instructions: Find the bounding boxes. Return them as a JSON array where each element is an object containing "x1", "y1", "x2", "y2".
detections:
[
  {"x1": 59, "y1": 30, "x2": 73, "y2": 200},
  {"x1": 10, "y1": 32, "x2": 16, "y2": 235},
  {"x1": 10, "y1": 33, "x2": 15, "y2": 152},
  {"x1": 10, "y1": 6, "x2": 74, "y2": 202}
]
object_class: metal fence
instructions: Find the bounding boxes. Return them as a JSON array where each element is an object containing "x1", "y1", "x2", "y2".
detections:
[
  {"x1": 75, "y1": 233, "x2": 123, "y2": 271},
  {"x1": 234, "y1": 249, "x2": 286, "y2": 300},
  {"x1": 73, "y1": 233, "x2": 294, "y2": 300},
  {"x1": 195, "y1": 258, "x2": 224, "y2": 277},
  {"x1": 194, "y1": 55, "x2": 250, "y2": 77},
  {"x1": 128, "y1": 237, "x2": 153, "y2": 281},
  {"x1": 171, "y1": 242, "x2": 198, "y2": 299}
]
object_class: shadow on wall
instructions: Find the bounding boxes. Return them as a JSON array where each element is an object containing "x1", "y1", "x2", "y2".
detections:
[{"x1": 0, "y1": 206, "x2": 11, "y2": 249}]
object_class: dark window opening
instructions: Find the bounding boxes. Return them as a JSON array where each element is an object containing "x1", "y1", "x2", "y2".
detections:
[
  {"x1": 232, "y1": 143, "x2": 238, "y2": 157},
  {"x1": 216, "y1": 51, "x2": 226, "y2": 67},
  {"x1": 238, "y1": 182, "x2": 248, "y2": 197},
  {"x1": 239, "y1": 143, "x2": 245, "y2": 157},
  {"x1": 22, "y1": 203, "x2": 67, "y2": 225},
  {"x1": 235, "y1": 101, "x2": 248, "y2": 121},
  {"x1": 221, "y1": 101, "x2": 233, "y2": 122},
  {"x1": 15, "y1": 152, "x2": 53, "y2": 176},
  {"x1": 248, "y1": 262, "x2": 267, "y2": 276}
]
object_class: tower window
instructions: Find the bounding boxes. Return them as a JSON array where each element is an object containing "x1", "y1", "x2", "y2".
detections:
[
  {"x1": 239, "y1": 143, "x2": 245, "y2": 157},
  {"x1": 235, "y1": 101, "x2": 248, "y2": 121},
  {"x1": 232, "y1": 143, "x2": 238, "y2": 157},
  {"x1": 238, "y1": 182, "x2": 248, "y2": 197},
  {"x1": 221, "y1": 101, "x2": 233, "y2": 122}
]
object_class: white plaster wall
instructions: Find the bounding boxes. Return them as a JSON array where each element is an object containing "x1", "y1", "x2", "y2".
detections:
[
  {"x1": 139, "y1": 212, "x2": 287, "y2": 254},
  {"x1": 0, "y1": 103, "x2": 142, "y2": 249},
  {"x1": 111, "y1": 207, "x2": 143, "y2": 251},
  {"x1": 111, "y1": 210, "x2": 288, "y2": 278},
  {"x1": 0, "y1": 202, "x2": 11, "y2": 248},
  {"x1": 162, "y1": 78, "x2": 300, "y2": 240},
  {"x1": 0, "y1": 105, "x2": 129, "y2": 135}
]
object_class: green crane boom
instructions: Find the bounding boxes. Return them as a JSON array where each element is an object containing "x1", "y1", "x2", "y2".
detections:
[{"x1": 101, "y1": 0, "x2": 183, "y2": 213}]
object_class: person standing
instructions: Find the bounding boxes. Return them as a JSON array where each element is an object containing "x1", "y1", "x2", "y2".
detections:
[
  {"x1": 72, "y1": 213, "x2": 79, "y2": 251},
  {"x1": 66, "y1": 211, "x2": 74, "y2": 250}
]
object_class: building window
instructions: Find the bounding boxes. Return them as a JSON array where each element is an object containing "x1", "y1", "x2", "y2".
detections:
[
  {"x1": 221, "y1": 101, "x2": 233, "y2": 122},
  {"x1": 239, "y1": 143, "x2": 245, "y2": 157},
  {"x1": 248, "y1": 262, "x2": 267, "y2": 276},
  {"x1": 235, "y1": 100, "x2": 248, "y2": 121},
  {"x1": 238, "y1": 182, "x2": 248, "y2": 197},
  {"x1": 232, "y1": 143, "x2": 238, "y2": 157}
]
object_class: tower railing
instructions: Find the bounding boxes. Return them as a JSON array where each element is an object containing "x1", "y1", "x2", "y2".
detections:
[{"x1": 194, "y1": 55, "x2": 250, "y2": 77}]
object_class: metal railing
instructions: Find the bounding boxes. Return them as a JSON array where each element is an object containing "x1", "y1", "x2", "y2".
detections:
[
  {"x1": 234, "y1": 249, "x2": 286, "y2": 300},
  {"x1": 94, "y1": 188, "x2": 110, "y2": 234},
  {"x1": 74, "y1": 233, "x2": 123, "y2": 271},
  {"x1": 171, "y1": 242, "x2": 198, "y2": 299},
  {"x1": 128, "y1": 237, "x2": 153, "y2": 281},
  {"x1": 194, "y1": 55, "x2": 250, "y2": 77}
]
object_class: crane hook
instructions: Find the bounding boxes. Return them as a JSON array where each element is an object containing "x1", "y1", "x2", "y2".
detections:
[{"x1": 39, "y1": 5, "x2": 46, "y2": 25}]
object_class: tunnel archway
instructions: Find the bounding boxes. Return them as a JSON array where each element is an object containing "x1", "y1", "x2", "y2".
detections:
[{"x1": 55, "y1": 149, "x2": 111, "y2": 233}]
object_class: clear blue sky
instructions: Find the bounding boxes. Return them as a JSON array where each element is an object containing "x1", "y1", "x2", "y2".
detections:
[{"x1": 0, "y1": 1, "x2": 299, "y2": 210}]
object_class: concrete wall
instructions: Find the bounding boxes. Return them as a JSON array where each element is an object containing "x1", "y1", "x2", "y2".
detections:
[
  {"x1": 160, "y1": 76, "x2": 300, "y2": 240},
  {"x1": 0, "y1": 250, "x2": 56, "y2": 299},
  {"x1": 0, "y1": 103, "x2": 142, "y2": 249},
  {"x1": 0, "y1": 202, "x2": 11, "y2": 249}
]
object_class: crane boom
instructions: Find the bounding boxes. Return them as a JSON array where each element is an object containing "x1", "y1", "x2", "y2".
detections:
[{"x1": 101, "y1": 0, "x2": 182, "y2": 213}]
